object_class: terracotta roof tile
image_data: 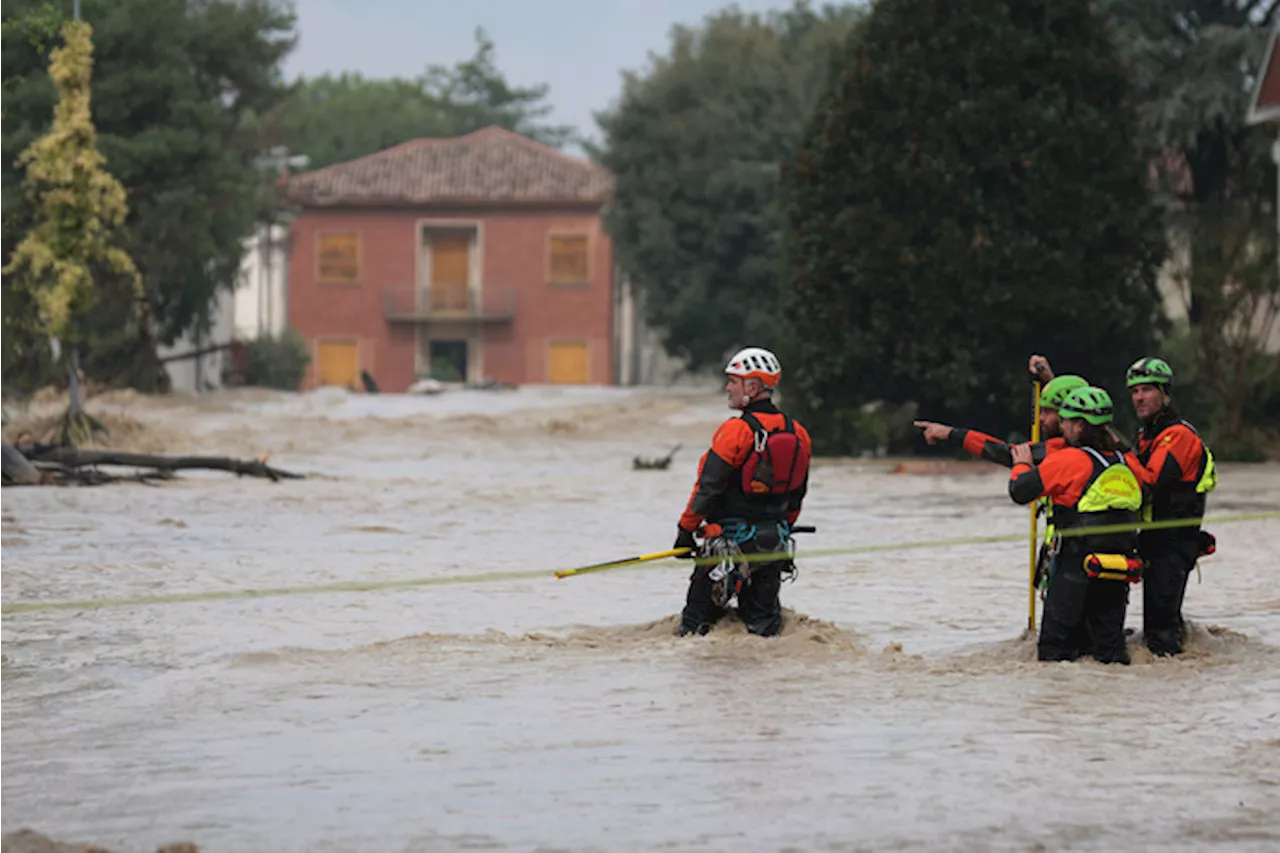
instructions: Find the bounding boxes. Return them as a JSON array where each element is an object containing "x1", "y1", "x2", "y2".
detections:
[{"x1": 284, "y1": 126, "x2": 614, "y2": 207}]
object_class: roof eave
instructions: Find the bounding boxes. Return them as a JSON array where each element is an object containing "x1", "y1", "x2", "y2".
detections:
[
  {"x1": 1246, "y1": 23, "x2": 1280, "y2": 127},
  {"x1": 1247, "y1": 103, "x2": 1280, "y2": 126},
  {"x1": 284, "y1": 194, "x2": 613, "y2": 211}
]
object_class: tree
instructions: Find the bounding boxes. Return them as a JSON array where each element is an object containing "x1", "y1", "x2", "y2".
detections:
[
  {"x1": 2, "y1": 19, "x2": 140, "y2": 443},
  {"x1": 250, "y1": 73, "x2": 460, "y2": 171},
  {"x1": 0, "y1": 0, "x2": 60, "y2": 68},
  {"x1": 254, "y1": 29, "x2": 575, "y2": 170},
  {"x1": 781, "y1": 0, "x2": 1167, "y2": 454},
  {"x1": 420, "y1": 29, "x2": 576, "y2": 149},
  {"x1": 2, "y1": 0, "x2": 296, "y2": 391},
  {"x1": 1, "y1": 1, "x2": 66, "y2": 390},
  {"x1": 1099, "y1": 0, "x2": 1280, "y2": 455},
  {"x1": 594, "y1": 2, "x2": 863, "y2": 370}
]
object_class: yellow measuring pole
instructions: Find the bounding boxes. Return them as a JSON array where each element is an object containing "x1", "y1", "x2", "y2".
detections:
[
  {"x1": 554, "y1": 547, "x2": 692, "y2": 579},
  {"x1": 1027, "y1": 379, "x2": 1042, "y2": 633}
]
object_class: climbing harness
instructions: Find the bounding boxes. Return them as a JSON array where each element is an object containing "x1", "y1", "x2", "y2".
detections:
[
  {"x1": 698, "y1": 519, "x2": 797, "y2": 608},
  {"x1": 705, "y1": 534, "x2": 747, "y2": 609},
  {"x1": 1034, "y1": 542, "x2": 1054, "y2": 600}
]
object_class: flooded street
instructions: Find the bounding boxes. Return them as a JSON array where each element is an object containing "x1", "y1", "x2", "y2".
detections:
[{"x1": 3, "y1": 386, "x2": 1279, "y2": 852}]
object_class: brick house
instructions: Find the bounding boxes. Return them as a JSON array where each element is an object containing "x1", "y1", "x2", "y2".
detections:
[{"x1": 282, "y1": 126, "x2": 620, "y2": 390}]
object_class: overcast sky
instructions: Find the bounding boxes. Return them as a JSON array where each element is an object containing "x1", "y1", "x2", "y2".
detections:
[{"x1": 282, "y1": 0, "x2": 795, "y2": 152}]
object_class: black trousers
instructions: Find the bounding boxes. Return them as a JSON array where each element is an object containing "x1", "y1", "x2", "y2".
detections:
[
  {"x1": 1139, "y1": 531, "x2": 1201, "y2": 656},
  {"x1": 680, "y1": 563, "x2": 784, "y2": 637},
  {"x1": 1039, "y1": 554, "x2": 1130, "y2": 665},
  {"x1": 679, "y1": 530, "x2": 788, "y2": 637}
]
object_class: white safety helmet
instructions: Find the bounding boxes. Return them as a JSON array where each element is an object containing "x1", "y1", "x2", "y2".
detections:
[{"x1": 724, "y1": 347, "x2": 782, "y2": 388}]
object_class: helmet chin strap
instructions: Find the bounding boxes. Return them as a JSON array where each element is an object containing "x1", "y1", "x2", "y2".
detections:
[
  {"x1": 739, "y1": 384, "x2": 766, "y2": 409},
  {"x1": 728, "y1": 373, "x2": 773, "y2": 409}
]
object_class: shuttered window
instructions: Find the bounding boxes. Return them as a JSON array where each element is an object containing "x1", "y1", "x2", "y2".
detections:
[
  {"x1": 548, "y1": 234, "x2": 590, "y2": 284},
  {"x1": 317, "y1": 232, "x2": 360, "y2": 283}
]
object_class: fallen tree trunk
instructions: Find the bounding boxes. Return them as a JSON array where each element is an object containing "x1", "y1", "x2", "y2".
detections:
[
  {"x1": 16, "y1": 447, "x2": 303, "y2": 483},
  {"x1": 2, "y1": 444, "x2": 48, "y2": 485},
  {"x1": 25, "y1": 461, "x2": 172, "y2": 486}
]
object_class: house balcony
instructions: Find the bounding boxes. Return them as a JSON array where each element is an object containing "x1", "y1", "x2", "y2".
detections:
[{"x1": 383, "y1": 285, "x2": 516, "y2": 325}]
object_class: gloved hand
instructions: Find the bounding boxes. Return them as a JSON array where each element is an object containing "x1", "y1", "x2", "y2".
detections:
[{"x1": 673, "y1": 526, "x2": 697, "y2": 557}]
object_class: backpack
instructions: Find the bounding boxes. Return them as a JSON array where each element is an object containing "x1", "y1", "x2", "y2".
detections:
[{"x1": 738, "y1": 411, "x2": 810, "y2": 496}]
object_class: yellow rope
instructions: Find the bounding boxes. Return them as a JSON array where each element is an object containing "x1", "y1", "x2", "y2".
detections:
[{"x1": 3, "y1": 511, "x2": 1275, "y2": 616}]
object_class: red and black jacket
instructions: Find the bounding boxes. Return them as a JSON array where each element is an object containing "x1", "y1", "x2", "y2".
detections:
[
  {"x1": 1009, "y1": 445, "x2": 1146, "y2": 554},
  {"x1": 679, "y1": 399, "x2": 812, "y2": 531},
  {"x1": 1131, "y1": 406, "x2": 1210, "y2": 523},
  {"x1": 950, "y1": 427, "x2": 1068, "y2": 468}
]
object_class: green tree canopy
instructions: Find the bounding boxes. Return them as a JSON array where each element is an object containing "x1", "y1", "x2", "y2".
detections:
[
  {"x1": 2, "y1": 1, "x2": 77, "y2": 386},
  {"x1": 2, "y1": 0, "x2": 296, "y2": 390},
  {"x1": 781, "y1": 0, "x2": 1168, "y2": 454},
  {"x1": 1100, "y1": 0, "x2": 1279, "y2": 453},
  {"x1": 595, "y1": 1, "x2": 863, "y2": 370},
  {"x1": 254, "y1": 29, "x2": 575, "y2": 170}
]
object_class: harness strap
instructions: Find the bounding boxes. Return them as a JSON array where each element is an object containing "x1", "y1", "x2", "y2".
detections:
[
  {"x1": 708, "y1": 518, "x2": 797, "y2": 585},
  {"x1": 1080, "y1": 446, "x2": 1122, "y2": 468},
  {"x1": 740, "y1": 411, "x2": 794, "y2": 439}
]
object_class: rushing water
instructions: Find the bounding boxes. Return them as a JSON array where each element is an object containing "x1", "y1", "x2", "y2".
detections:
[{"x1": 3, "y1": 386, "x2": 1279, "y2": 852}]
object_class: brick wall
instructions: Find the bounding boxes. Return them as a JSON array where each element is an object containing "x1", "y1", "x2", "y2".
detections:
[
  {"x1": 478, "y1": 209, "x2": 614, "y2": 386},
  {"x1": 287, "y1": 210, "x2": 417, "y2": 391},
  {"x1": 288, "y1": 205, "x2": 615, "y2": 390}
]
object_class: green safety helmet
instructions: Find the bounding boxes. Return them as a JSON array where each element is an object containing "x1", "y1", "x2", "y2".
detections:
[
  {"x1": 1126, "y1": 356, "x2": 1173, "y2": 389},
  {"x1": 1058, "y1": 386, "x2": 1114, "y2": 425},
  {"x1": 1040, "y1": 375, "x2": 1088, "y2": 410}
]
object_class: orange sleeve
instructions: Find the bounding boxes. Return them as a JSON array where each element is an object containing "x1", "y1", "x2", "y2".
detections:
[
  {"x1": 710, "y1": 418, "x2": 756, "y2": 467},
  {"x1": 1123, "y1": 450, "x2": 1146, "y2": 482},
  {"x1": 1133, "y1": 425, "x2": 1202, "y2": 490},
  {"x1": 1009, "y1": 448, "x2": 1092, "y2": 505},
  {"x1": 678, "y1": 418, "x2": 754, "y2": 530},
  {"x1": 962, "y1": 429, "x2": 1004, "y2": 458},
  {"x1": 1043, "y1": 451, "x2": 1085, "y2": 505}
]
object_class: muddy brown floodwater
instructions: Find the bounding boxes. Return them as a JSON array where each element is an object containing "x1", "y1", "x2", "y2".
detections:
[{"x1": 3, "y1": 386, "x2": 1279, "y2": 852}]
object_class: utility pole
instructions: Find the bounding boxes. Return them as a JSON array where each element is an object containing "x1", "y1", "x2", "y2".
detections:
[{"x1": 251, "y1": 146, "x2": 309, "y2": 338}]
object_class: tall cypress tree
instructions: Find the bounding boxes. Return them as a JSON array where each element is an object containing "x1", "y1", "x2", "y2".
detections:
[
  {"x1": 3, "y1": 19, "x2": 140, "y2": 443},
  {"x1": 782, "y1": 0, "x2": 1166, "y2": 453}
]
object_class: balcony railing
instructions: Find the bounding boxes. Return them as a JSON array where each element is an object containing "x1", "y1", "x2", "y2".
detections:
[{"x1": 383, "y1": 285, "x2": 516, "y2": 324}]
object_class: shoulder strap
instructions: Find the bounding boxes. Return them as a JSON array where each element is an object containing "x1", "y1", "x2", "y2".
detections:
[
  {"x1": 740, "y1": 411, "x2": 795, "y2": 434},
  {"x1": 737, "y1": 410, "x2": 765, "y2": 453},
  {"x1": 1080, "y1": 446, "x2": 1109, "y2": 469}
]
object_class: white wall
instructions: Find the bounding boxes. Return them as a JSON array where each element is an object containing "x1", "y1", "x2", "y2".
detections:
[
  {"x1": 155, "y1": 286, "x2": 236, "y2": 393},
  {"x1": 614, "y1": 273, "x2": 691, "y2": 386},
  {"x1": 1157, "y1": 220, "x2": 1280, "y2": 354},
  {"x1": 156, "y1": 223, "x2": 290, "y2": 393},
  {"x1": 234, "y1": 223, "x2": 289, "y2": 340}
]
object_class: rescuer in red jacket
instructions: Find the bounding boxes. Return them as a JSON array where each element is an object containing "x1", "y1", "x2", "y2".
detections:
[
  {"x1": 674, "y1": 347, "x2": 812, "y2": 638},
  {"x1": 1009, "y1": 387, "x2": 1147, "y2": 664}
]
